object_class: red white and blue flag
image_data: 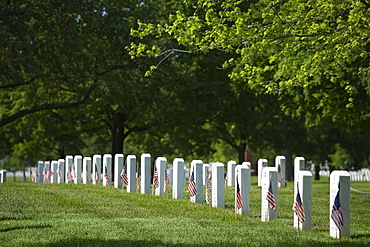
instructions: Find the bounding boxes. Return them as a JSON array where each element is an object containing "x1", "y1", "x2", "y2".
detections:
[
  {"x1": 277, "y1": 164, "x2": 283, "y2": 183},
  {"x1": 206, "y1": 172, "x2": 212, "y2": 204},
  {"x1": 331, "y1": 189, "x2": 344, "y2": 230},
  {"x1": 165, "y1": 172, "x2": 169, "y2": 192},
  {"x1": 85, "y1": 164, "x2": 90, "y2": 183},
  {"x1": 104, "y1": 165, "x2": 110, "y2": 186},
  {"x1": 136, "y1": 172, "x2": 141, "y2": 189},
  {"x1": 266, "y1": 180, "x2": 276, "y2": 211},
  {"x1": 236, "y1": 180, "x2": 243, "y2": 210},
  {"x1": 153, "y1": 167, "x2": 159, "y2": 189},
  {"x1": 188, "y1": 171, "x2": 197, "y2": 197},
  {"x1": 121, "y1": 166, "x2": 128, "y2": 185},
  {"x1": 293, "y1": 183, "x2": 305, "y2": 223}
]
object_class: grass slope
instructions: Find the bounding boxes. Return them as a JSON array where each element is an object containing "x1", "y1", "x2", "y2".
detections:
[{"x1": 0, "y1": 177, "x2": 369, "y2": 246}]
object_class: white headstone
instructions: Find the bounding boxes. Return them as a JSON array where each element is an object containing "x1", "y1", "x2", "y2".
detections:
[
  {"x1": 65, "y1": 155, "x2": 73, "y2": 183},
  {"x1": 168, "y1": 167, "x2": 173, "y2": 185},
  {"x1": 190, "y1": 160, "x2": 203, "y2": 203},
  {"x1": 330, "y1": 170, "x2": 350, "y2": 238},
  {"x1": 242, "y1": 162, "x2": 252, "y2": 185},
  {"x1": 275, "y1": 156, "x2": 286, "y2": 188},
  {"x1": 0, "y1": 169, "x2": 7, "y2": 183},
  {"x1": 127, "y1": 155, "x2": 137, "y2": 193},
  {"x1": 258, "y1": 159, "x2": 268, "y2": 186},
  {"x1": 74, "y1": 155, "x2": 82, "y2": 184},
  {"x1": 44, "y1": 161, "x2": 50, "y2": 183},
  {"x1": 114, "y1": 154, "x2": 124, "y2": 189},
  {"x1": 83, "y1": 157, "x2": 91, "y2": 184},
  {"x1": 203, "y1": 164, "x2": 210, "y2": 185},
  {"x1": 172, "y1": 158, "x2": 185, "y2": 199},
  {"x1": 235, "y1": 163, "x2": 250, "y2": 216},
  {"x1": 57, "y1": 159, "x2": 65, "y2": 183},
  {"x1": 140, "y1": 153, "x2": 151, "y2": 194},
  {"x1": 37, "y1": 161, "x2": 44, "y2": 183},
  {"x1": 261, "y1": 167, "x2": 278, "y2": 222},
  {"x1": 155, "y1": 157, "x2": 167, "y2": 196},
  {"x1": 294, "y1": 157, "x2": 305, "y2": 183},
  {"x1": 212, "y1": 162, "x2": 225, "y2": 208},
  {"x1": 50, "y1": 161, "x2": 58, "y2": 183},
  {"x1": 103, "y1": 154, "x2": 112, "y2": 186},
  {"x1": 92, "y1": 155, "x2": 101, "y2": 185},
  {"x1": 293, "y1": 171, "x2": 312, "y2": 230},
  {"x1": 227, "y1": 160, "x2": 236, "y2": 186}
]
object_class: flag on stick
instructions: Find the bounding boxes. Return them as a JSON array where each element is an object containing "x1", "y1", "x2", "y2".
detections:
[
  {"x1": 153, "y1": 167, "x2": 159, "y2": 189},
  {"x1": 266, "y1": 179, "x2": 276, "y2": 211},
  {"x1": 94, "y1": 163, "x2": 99, "y2": 183},
  {"x1": 206, "y1": 172, "x2": 212, "y2": 204},
  {"x1": 136, "y1": 172, "x2": 141, "y2": 189},
  {"x1": 236, "y1": 180, "x2": 244, "y2": 210},
  {"x1": 29, "y1": 168, "x2": 34, "y2": 182},
  {"x1": 188, "y1": 171, "x2": 197, "y2": 197},
  {"x1": 164, "y1": 173, "x2": 169, "y2": 192},
  {"x1": 120, "y1": 166, "x2": 128, "y2": 185},
  {"x1": 292, "y1": 183, "x2": 305, "y2": 223},
  {"x1": 331, "y1": 189, "x2": 344, "y2": 230},
  {"x1": 85, "y1": 164, "x2": 90, "y2": 183},
  {"x1": 47, "y1": 167, "x2": 53, "y2": 181},
  {"x1": 277, "y1": 164, "x2": 283, "y2": 183},
  {"x1": 43, "y1": 167, "x2": 48, "y2": 183},
  {"x1": 104, "y1": 165, "x2": 110, "y2": 186}
]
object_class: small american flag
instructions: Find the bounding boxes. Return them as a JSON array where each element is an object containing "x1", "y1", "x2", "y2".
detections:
[
  {"x1": 277, "y1": 164, "x2": 283, "y2": 183},
  {"x1": 188, "y1": 171, "x2": 197, "y2": 197},
  {"x1": 67, "y1": 168, "x2": 73, "y2": 182},
  {"x1": 206, "y1": 172, "x2": 212, "y2": 204},
  {"x1": 43, "y1": 167, "x2": 48, "y2": 183},
  {"x1": 35, "y1": 169, "x2": 39, "y2": 182},
  {"x1": 292, "y1": 183, "x2": 305, "y2": 223},
  {"x1": 47, "y1": 167, "x2": 53, "y2": 181},
  {"x1": 29, "y1": 168, "x2": 34, "y2": 182},
  {"x1": 266, "y1": 179, "x2": 276, "y2": 211},
  {"x1": 104, "y1": 165, "x2": 110, "y2": 186},
  {"x1": 121, "y1": 166, "x2": 128, "y2": 185},
  {"x1": 136, "y1": 172, "x2": 141, "y2": 189},
  {"x1": 236, "y1": 180, "x2": 244, "y2": 210},
  {"x1": 85, "y1": 164, "x2": 90, "y2": 183},
  {"x1": 153, "y1": 167, "x2": 159, "y2": 189},
  {"x1": 331, "y1": 189, "x2": 344, "y2": 230},
  {"x1": 71, "y1": 163, "x2": 76, "y2": 181},
  {"x1": 57, "y1": 164, "x2": 62, "y2": 179},
  {"x1": 94, "y1": 163, "x2": 99, "y2": 183},
  {"x1": 164, "y1": 173, "x2": 170, "y2": 192}
]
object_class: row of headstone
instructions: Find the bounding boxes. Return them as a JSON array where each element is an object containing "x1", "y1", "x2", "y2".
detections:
[
  {"x1": 319, "y1": 167, "x2": 370, "y2": 182},
  {"x1": 31, "y1": 153, "x2": 350, "y2": 239}
]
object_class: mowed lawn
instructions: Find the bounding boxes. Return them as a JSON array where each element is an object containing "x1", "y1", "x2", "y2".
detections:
[{"x1": 0, "y1": 176, "x2": 369, "y2": 246}]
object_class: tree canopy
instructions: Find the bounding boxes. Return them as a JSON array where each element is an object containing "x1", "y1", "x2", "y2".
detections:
[{"x1": 130, "y1": 0, "x2": 370, "y2": 132}]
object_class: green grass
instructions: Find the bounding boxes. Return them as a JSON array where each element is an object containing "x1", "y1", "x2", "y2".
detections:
[{"x1": 0, "y1": 176, "x2": 369, "y2": 246}]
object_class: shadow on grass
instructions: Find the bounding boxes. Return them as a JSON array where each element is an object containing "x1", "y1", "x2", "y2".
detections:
[{"x1": 0, "y1": 225, "x2": 52, "y2": 232}]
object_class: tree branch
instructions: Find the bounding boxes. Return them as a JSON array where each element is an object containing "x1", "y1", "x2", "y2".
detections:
[
  {"x1": 0, "y1": 85, "x2": 94, "y2": 127},
  {"x1": 0, "y1": 77, "x2": 37, "y2": 89}
]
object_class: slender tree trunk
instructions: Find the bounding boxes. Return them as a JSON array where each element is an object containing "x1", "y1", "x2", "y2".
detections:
[
  {"x1": 236, "y1": 143, "x2": 247, "y2": 165},
  {"x1": 111, "y1": 112, "x2": 126, "y2": 156}
]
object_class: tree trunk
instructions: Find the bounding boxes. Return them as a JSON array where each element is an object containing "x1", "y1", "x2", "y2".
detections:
[
  {"x1": 111, "y1": 112, "x2": 126, "y2": 156},
  {"x1": 236, "y1": 143, "x2": 247, "y2": 164}
]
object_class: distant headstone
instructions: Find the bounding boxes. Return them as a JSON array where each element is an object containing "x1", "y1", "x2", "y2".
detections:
[
  {"x1": 50, "y1": 161, "x2": 58, "y2": 183},
  {"x1": 261, "y1": 167, "x2": 278, "y2": 222},
  {"x1": 190, "y1": 160, "x2": 203, "y2": 203},
  {"x1": 241, "y1": 162, "x2": 252, "y2": 185},
  {"x1": 235, "y1": 163, "x2": 250, "y2": 216},
  {"x1": 0, "y1": 170, "x2": 7, "y2": 183},
  {"x1": 212, "y1": 162, "x2": 225, "y2": 208},
  {"x1": 65, "y1": 156, "x2": 73, "y2": 184},
  {"x1": 127, "y1": 155, "x2": 137, "y2": 193},
  {"x1": 293, "y1": 171, "x2": 312, "y2": 230},
  {"x1": 140, "y1": 153, "x2": 151, "y2": 194},
  {"x1": 83, "y1": 157, "x2": 91, "y2": 184},
  {"x1": 103, "y1": 154, "x2": 112, "y2": 186},
  {"x1": 275, "y1": 156, "x2": 286, "y2": 188},
  {"x1": 155, "y1": 157, "x2": 167, "y2": 196},
  {"x1": 74, "y1": 155, "x2": 82, "y2": 184},
  {"x1": 114, "y1": 154, "x2": 124, "y2": 189},
  {"x1": 168, "y1": 167, "x2": 173, "y2": 185},
  {"x1": 38, "y1": 161, "x2": 44, "y2": 183},
  {"x1": 330, "y1": 171, "x2": 350, "y2": 238},
  {"x1": 57, "y1": 159, "x2": 65, "y2": 183},
  {"x1": 92, "y1": 155, "x2": 101, "y2": 185},
  {"x1": 172, "y1": 158, "x2": 185, "y2": 199},
  {"x1": 258, "y1": 159, "x2": 268, "y2": 186},
  {"x1": 227, "y1": 160, "x2": 236, "y2": 186}
]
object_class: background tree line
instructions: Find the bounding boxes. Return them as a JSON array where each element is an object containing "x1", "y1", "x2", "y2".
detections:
[{"x1": 1, "y1": 0, "x2": 369, "y2": 178}]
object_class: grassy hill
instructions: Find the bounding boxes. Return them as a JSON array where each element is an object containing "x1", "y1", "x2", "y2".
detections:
[{"x1": 0, "y1": 176, "x2": 369, "y2": 246}]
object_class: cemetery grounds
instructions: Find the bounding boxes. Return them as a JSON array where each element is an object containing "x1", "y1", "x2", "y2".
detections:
[{"x1": 0, "y1": 176, "x2": 369, "y2": 246}]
